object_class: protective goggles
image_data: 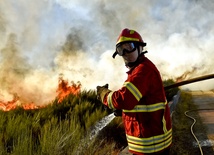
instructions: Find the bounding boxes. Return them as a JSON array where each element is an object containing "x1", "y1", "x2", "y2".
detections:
[
  {"x1": 112, "y1": 42, "x2": 147, "y2": 58},
  {"x1": 116, "y1": 42, "x2": 136, "y2": 55}
]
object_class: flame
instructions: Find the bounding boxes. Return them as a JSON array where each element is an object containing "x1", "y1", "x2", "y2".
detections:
[
  {"x1": 57, "y1": 77, "x2": 81, "y2": 103},
  {"x1": 0, "y1": 100, "x2": 16, "y2": 111},
  {"x1": 0, "y1": 95, "x2": 43, "y2": 111},
  {"x1": 0, "y1": 76, "x2": 81, "y2": 111},
  {"x1": 0, "y1": 94, "x2": 19, "y2": 111},
  {"x1": 22, "y1": 102, "x2": 40, "y2": 110}
]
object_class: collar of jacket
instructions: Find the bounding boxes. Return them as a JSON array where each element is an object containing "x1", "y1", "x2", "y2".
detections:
[{"x1": 126, "y1": 53, "x2": 146, "y2": 72}]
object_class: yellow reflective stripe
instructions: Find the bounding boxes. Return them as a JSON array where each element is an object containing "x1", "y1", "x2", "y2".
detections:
[
  {"x1": 123, "y1": 101, "x2": 166, "y2": 112},
  {"x1": 162, "y1": 118, "x2": 167, "y2": 133},
  {"x1": 107, "y1": 92, "x2": 116, "y2": 109},
  {"x1": 123, "y1": 82, "x2": 142, "y2": 101},
  {"x1": 117, "y1": 36, "x2": 139, "y2": 44},
  {"x1": 128, "y1": 134, "x2": 172, "y2": 153},
  {"x1": 162, "y1": 101, "x2": 168, "y2": 133},
  {"x1": 126, "y1": 129, "x2": 172, "y2": 146},
  {"x1": 162, "y1": 112, "x2": 168, "y2": 133}
]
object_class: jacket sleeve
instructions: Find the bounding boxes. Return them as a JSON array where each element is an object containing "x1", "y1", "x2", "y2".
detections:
[{"x1": 102, "y1": 64, "x2": 152, "y2": 110}]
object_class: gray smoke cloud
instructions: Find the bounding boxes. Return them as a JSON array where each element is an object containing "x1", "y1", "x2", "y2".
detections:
[{"x1": 0, "y1": 0, "x2": 214, "y2": 105}]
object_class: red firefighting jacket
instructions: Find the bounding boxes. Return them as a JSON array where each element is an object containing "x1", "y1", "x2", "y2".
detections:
[{"x1": 102, "y1": 54, "x2": 172, "y2": 155}]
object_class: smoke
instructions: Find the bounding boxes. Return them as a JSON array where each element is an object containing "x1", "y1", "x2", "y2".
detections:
[{"x1": 0, "y1": 0, "x2": 214, "y2": 105}]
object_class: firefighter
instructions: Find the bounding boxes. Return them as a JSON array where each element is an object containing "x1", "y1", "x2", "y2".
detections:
[{"x1": 96, "y1": 28, "x2": 172, "y2": 155}]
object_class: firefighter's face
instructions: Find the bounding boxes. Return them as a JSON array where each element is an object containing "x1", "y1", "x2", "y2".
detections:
[{"x1": 122, "y1": 48, "x2": 138, "y2": 63}]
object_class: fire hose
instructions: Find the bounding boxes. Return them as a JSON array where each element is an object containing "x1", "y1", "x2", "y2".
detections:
[
  {"x1": 164, "y1": 73, "x2": 214, "y2": 90},
  {"x1": 184, "y1": 110, "x2": 203, "y2": 155}
]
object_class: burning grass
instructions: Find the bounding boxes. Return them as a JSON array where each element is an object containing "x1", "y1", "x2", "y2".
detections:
[
  {"x1": 0, "y1": 76, "x2": 81, "y2": 111},
  {"x1": 0, "y1": 89, "x2": 125, "y2": 154},
  {"x1": 0, "y1": 79, "x2": 180, "y2": 154}
]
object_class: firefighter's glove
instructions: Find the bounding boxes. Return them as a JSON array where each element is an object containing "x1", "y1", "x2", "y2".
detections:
[
  {"x1": 113, "y1": 109, "x2": 122, "y2": 117},
  {"x1": 96, "y1": 84, "x2": 111, "y2": 103}
]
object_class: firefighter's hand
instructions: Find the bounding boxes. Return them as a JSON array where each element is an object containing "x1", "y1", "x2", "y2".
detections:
[
  {"x1": 113, "y1": 109, "x2": 122, "y2": 117},
  {"x1": 96, "y1": 84, "x2": 111, "y2": 102}
]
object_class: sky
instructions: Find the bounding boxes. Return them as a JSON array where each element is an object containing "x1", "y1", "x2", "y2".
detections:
[{"x1": 0, "y1": 0, "x2": 214, "y2": 105}]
